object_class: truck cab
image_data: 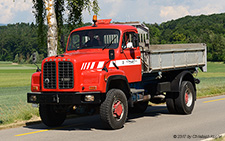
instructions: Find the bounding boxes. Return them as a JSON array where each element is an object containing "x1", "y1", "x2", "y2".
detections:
[{"x1": 38, "y1": 19, "x2": 142, "y2": 93}]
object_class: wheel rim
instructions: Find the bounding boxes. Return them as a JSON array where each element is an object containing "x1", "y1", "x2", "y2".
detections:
[
  {"x1": 185, "y1": 88, "x2": 193, "y2": 107},
  {"x1": 112, "y1": 100, "x2": 124, "y2": 121}
]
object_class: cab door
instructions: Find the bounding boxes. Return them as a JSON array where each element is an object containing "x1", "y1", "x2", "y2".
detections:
[{"x1": 117, "y1": 31, "x2": 142, "y2": 82}]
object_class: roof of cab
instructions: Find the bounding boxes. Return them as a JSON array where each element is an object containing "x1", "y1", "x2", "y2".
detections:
[{"x1": 71, "y1": 20, "x2": 137, "y2": 33}]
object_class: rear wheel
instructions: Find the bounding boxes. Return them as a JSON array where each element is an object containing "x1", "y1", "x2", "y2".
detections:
[
  {"x1": 175, "y1": 81, "x2": 195, "y2": 114},
  {"x1": 39, "y1": 104, "x2": 66, "y2": 127},
  {"x1": 166, "y1": 92, "x2": 178, "y2": 114},
  {"x1": 166, "y1": 81, "x2": 195, "y2": 114},
  {"x1": 100, "y1": 89, "x2": 128, "y2": 129}
]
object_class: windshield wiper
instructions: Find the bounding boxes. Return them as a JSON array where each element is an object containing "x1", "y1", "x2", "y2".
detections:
[{"x1": 102, "y1": 36, "x2": 117, "y2": 50}]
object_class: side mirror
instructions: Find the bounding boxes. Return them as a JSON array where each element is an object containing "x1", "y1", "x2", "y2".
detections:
[
  {"x1": 109, "y1": 49, "x2": 115, "y2": 60},
  {"x1": 32, "y1": 52, "x2": 41, "y2": 72},
  {"x1": 102, "y1": 49, "x2": 115, "y2": 72},
  {"x1": 32, "y1": 53, "x2": 37, "y2": 64}
]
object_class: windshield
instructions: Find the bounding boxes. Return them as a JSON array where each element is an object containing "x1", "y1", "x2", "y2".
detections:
[{"x1": 67, "y1": 29, "x2": 120, "y2": 51}]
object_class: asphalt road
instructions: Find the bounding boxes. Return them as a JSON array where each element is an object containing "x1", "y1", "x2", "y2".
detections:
[{"x1": 1, "y1": 95, "x2": 225, "y2": 141}]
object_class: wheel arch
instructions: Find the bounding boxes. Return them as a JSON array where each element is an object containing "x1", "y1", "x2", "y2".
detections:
[
  {"x1": 171, "y1": 71, "x2": 196, "y2": 93},
  {"x1": 106, "y1": 75, "x2": 131, "y2": 99}
]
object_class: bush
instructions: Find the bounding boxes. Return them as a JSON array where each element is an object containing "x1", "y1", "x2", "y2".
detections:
[
  {"x1": 14, "y1": 54, "x2": 19, "y2": 63},
  {"x1": 19, "y1": 54, "x2": 25, "y2": 64},
  {"x1": 13, "y1": 52, "x2": 44, "y2": 64}
]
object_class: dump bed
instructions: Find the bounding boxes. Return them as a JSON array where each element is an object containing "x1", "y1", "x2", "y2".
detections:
[
  {"x1": 116, "y1": 22, "x2": 207, "y2": 73},
  {"x1": 141, "y1": 43, "x2": 207, "y2": 73}
]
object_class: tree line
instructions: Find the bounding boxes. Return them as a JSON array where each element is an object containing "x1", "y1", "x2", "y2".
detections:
[
  {"x1": 146, "y1": 13, "x2": 225, "y2": 62},
  {"x1": 0, "y1": 22, "x2": 91, "y2": 63},
  {"x1": 1, "y1": 0, "x2": 99, "y2": 63},
  {"x1": 1, "y1": 13, "x2": 225, "y2": 62},
  {"x1": 32, "y1": 0, "x2": 99, "y2": 57}
]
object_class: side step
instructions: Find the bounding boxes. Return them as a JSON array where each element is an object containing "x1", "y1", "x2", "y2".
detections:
[{"x1": 130, "y1": 88, "x2": 151, "y2": 103}]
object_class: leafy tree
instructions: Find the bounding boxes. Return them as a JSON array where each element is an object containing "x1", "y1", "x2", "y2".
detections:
[
  {"x1": 32, "y1": 0, "x2": 99, "y2": 56},
  {"x1": 146, "y1": 13, "x2": 225, "y2": 62},
  {"x1": 1, "y1": 12, "x2": 225, "y2": 62},
  {"x1": 32, "y1": 0, "x2": 46, "y2": 55}
]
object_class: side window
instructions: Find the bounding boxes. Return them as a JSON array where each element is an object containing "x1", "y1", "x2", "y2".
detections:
[{"x1": 122, "y1": 32, "x2": 137, "y2": 49}]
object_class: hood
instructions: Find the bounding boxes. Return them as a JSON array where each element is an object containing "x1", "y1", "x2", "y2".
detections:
[{"x1": 44, "y1": 49, "x2": 109, "y2": 65}]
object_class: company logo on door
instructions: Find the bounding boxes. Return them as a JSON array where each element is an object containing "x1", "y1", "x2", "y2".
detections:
[{"x1": 109, "y1": 59, "x2": 141, "y2": 67}]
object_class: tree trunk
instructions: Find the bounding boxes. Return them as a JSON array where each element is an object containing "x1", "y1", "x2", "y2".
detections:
[{"x1": 44, "y1": 0, "x2": 58, "y2": 57}]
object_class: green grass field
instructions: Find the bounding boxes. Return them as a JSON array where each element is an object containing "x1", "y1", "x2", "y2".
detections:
[
  {"x1": 197, "y1": 62, "x2": 225, "y2": 97},
  {"x1": 0, "y1": 61, "x2": 225, "y2": 125},
  {"x1": 0, "y1": 62, "x2": 39, "y2": 124}
]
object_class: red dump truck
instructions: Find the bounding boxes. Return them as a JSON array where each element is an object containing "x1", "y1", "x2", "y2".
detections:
[{"x1": 28, "y1": 16, "x2": 207, "y2": 129}]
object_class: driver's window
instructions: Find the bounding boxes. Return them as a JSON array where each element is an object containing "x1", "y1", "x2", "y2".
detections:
[{"x1": 122, "y1": 32, "x2": 135, "y2": 49}]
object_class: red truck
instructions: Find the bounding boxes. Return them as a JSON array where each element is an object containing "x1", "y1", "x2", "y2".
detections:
[{"x1": 28, "y1": 16, "x2": 207, "y2": 129}]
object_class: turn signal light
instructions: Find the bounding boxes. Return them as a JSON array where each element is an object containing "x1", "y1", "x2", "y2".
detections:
[
  {"x1": 89, "y1": 86, "x2": 97, "y2": 90},
  {"x1": 104, "y1": 74, "x2": 108, "y2": 81},
  {"x1": 32, "y1": 86, "x2": 39, "y2": 91}
]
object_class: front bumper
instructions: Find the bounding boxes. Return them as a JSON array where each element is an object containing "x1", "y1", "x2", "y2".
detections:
[{"x1": 27, "y1": 92, "x2": 102, "y2": 104}]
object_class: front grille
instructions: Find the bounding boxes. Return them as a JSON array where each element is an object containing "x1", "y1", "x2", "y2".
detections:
[
  {"x1": 58, "y1": 62, "x2": 74, "y2": 89},
  {"x1": 43, "y1": 62, "x2": 56, "y2": 89}
]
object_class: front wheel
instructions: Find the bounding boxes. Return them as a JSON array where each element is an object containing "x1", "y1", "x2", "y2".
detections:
[
  {"x1": 39, "y1": 104, "x2": 67, "y2": 127},
  {"x1": 100, "y1": 89, "x2": 128, "y2": 129}
]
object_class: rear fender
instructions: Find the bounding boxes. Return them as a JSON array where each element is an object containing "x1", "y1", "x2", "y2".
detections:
[{"x1": 171, "y1": 71, "x2": 196, "y2": 93}]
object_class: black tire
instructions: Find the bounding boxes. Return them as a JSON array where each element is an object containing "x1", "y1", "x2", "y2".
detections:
[
  {"x1": 129, "y1": 101, "x2": 149, "y2": 114},
  {"x1": 175, "y1": 81, "x2": 195, "y2": 114},
  {"x1": 166, "y1": 81, "x2": 195, "y2": 115},
  {"x1": 166, "y1": 92, "x2": 178, "y2": 114},
  {"x1": 100, "y1": 89, "x2": 128, "y2": 129},
  {"x1": 39, "y1": 104, "x2": 66, "y2": 127}
]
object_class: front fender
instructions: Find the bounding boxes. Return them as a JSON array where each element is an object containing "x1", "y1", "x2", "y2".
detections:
[
  {"x1": 80, "y1": 69, "x2": 126, "y2": 93},
  {"x1": 105, "y1": 69, "x2": 127, "y2": 91}
]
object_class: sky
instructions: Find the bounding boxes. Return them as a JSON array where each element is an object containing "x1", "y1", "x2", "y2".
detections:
[{"x1": 1, "y1": 0, "x2": 225, "y2": 24}]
